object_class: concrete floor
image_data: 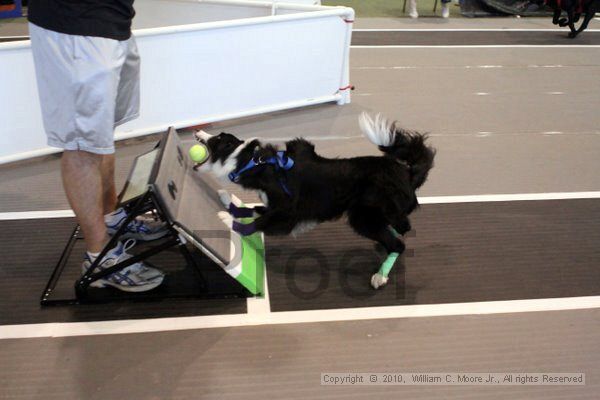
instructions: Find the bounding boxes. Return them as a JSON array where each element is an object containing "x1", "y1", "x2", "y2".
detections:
[
  {"x1": 2, "y1": 48, "x2": 599, "y2": 211},
  {"x1": 1, "y1": 309, "x2": 599, "y2": 399}
]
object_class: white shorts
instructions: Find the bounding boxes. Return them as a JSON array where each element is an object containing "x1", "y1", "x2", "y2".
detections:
[{"x1": 29, "y1": 22, "x2": 140, "y2": 155}]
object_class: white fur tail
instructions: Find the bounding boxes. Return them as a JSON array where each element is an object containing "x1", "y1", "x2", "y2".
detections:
[{"x1": 359, "y1": 112, "x2": 394, "y2": 147}]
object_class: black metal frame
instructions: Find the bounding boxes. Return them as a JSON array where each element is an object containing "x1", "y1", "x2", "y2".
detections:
[
  {"x1": 40, "y1": 130, "x2": 251, "y2": 306},
  {"x1": 74, "y1": 191, "x2": 193, "y2": 300}
]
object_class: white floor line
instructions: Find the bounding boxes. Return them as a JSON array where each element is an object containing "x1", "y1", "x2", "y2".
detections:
[
  {"x1": 429, "y1": 131, "x2": 600, "y2": 137},
  {"x1": 267, "y1": 135, "x2": 364, "y2": 142},
  {"x1": 352, "y1": 45, "x2": 600, "y2": 49},
  {"x1": 1, "y1": 192, "x2": 600, "y2": 221},
  {"x1": 0, "y1": 210, "x2": 74, "y2": 220},
  {"x1": 353, "y1": 65, "x2": 586, "y2": 70},
  {"x1": 353, "y1": 28, "x2": 600, "y2": 32},
  {"x1": 543, "y1": 131, "x2": 564, "y2": 135},
  {"x1": 418, "y1": 191, "x2": 600, "y2": 204},
  {"x1": 5, "y1": 29, "x2": 599, "y2": 41},
  {"x1": 0, "y1": 29, "x2": 600, "y2": 40},
  {"x1": 1, "y1": 296, "x2": 599, "y2": 340},
  {"x1": 246, "y1": 276, "x2": 271, "y2": 315},
  {"x1": 264, "y1": 130, "x2": 600, "y2": 142}
]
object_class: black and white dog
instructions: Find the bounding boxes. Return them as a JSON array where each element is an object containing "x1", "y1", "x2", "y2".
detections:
[
  {"x1": 542, "y1": 0, "x2": 598, "y2": 38},
  {"x1": 195, "y1": 113, "x2": 435, "y2": 289}
]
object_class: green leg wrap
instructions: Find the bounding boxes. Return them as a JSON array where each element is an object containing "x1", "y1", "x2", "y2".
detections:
[
  {"x1": 378, "y1": 252, "x2": 399, "y2": 278},
  {"x1": 387, "y1": 225, "x2": 401, "y2": 238}
]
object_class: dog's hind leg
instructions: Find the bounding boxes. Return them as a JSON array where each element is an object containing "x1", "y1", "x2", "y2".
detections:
[
  {"x1": 552, "y1": 8, "x2": 562, "y2": 24},
  {"x1": 389, "y1": 216, "x2": 412, "y2": 237},
  {"x1": 372, "y1": 252, "x2": 401, "y2": 289},
  {"x1": 573, "y1": 9, "x2": 596, "y2": 36},
  {"x1": 348, "y1": 206, "x2": 405, "y2": 290},
  {"x1": 566, "y1": 8, "x2": 580, "y2": 37},
  {"x1": 348, "y1": 206, "x2": 406, "y2": 254}
]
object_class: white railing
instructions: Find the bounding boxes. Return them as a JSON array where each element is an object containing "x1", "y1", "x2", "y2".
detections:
[{"x1": 0, "y1": 0, "x2": 353, "y2": 164}]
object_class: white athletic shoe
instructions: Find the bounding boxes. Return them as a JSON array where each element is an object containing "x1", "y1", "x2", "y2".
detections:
[
  {"x1": 441, "y1": 3, "x2": 450, "y2": 18},
  {"x1": 82, "y1": 240, "x2": 165, "y2": 292},
  {"x1": 106, "y1": 208, "x2": 169, "y2": 241}
]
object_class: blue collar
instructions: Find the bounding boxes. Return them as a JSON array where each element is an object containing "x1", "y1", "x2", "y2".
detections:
[{"x1": 228, "y1": 151, "x2": 295, "y2": 195}]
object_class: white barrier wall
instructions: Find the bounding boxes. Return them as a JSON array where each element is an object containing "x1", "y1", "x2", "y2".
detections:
[{"x1": 0, "y1": 0, "x2": 353, "y2": 164}]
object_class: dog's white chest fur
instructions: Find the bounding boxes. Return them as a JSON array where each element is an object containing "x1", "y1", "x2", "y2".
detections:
[
  {"x1": 257, "y1": 190, "x2": 315, "y2": 237},
  {"x1": 291, "y1": 220, "x2": 318, "y2": 237}
]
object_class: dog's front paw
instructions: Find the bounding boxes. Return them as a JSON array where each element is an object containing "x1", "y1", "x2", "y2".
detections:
[
  {"x1": 370, "y1": 273, "x2": 389, "y2": 289},
  {"x1": 568, "y1": 31, "x2": 578, "y2": 38},
  {"x1": 217, "y1": 189, "x2": 232, "y2": 208},
  {"x1": 217, "y1": 211, "x2": 234, "y2": 230}
]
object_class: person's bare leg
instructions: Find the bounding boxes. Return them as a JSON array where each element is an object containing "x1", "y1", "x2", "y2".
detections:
[
  {"x1": 61, "y1": 150, "x2": 109, "y2": 253},
  {"x1": 100, "y1": 154, "x2": 118, "y2": 215}
]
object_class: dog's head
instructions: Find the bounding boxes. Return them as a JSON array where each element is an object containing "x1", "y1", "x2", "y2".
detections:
[
  {"x1": 195, "y1": 130, "x2": 243, "y2": 163},
  {"x1": 194, "y1": 130, "x2": 253, "y2": 180}
]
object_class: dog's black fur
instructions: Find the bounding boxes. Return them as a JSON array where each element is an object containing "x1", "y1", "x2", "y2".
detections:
[
  {"x1": 542, "y1": 0, "x2": 598, "y2": 38},
  {"x1": 196, "y1": 114, "x2": 435, "y2": 263}
]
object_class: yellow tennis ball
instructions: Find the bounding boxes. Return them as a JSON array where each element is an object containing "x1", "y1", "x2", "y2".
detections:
[{"x1": 189, "y1": 144, "x2": 209, "y2": 164}]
